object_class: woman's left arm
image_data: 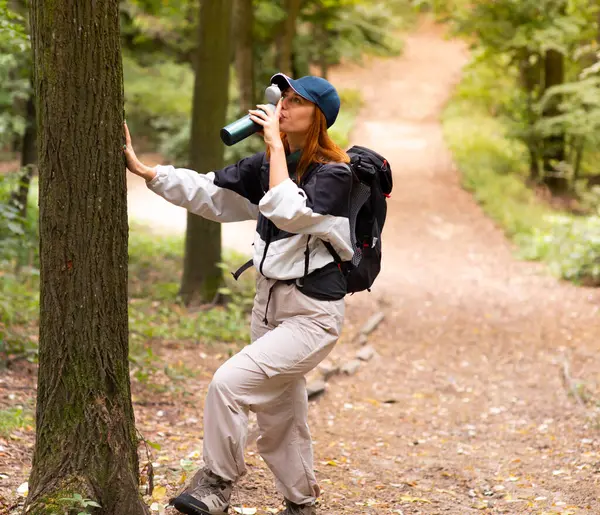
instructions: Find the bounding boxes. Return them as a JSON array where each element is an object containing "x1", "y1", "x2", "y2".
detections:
[{"x1": 248, "y1": 100, "x2": 289, "y2": 190}]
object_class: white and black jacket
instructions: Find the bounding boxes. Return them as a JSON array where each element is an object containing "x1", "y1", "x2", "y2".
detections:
[{"x1": 147, "y1": 151, "x2": 353, "y2": 300}]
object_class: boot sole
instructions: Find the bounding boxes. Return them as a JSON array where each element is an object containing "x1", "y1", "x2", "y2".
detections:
[{"x1": 171, "y1": 493, "x2": 228, "y2": 515}]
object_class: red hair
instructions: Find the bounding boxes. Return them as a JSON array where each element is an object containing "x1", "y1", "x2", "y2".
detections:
[{"x1": 267, "y1": 109, "x2": 350, "y2": 182}]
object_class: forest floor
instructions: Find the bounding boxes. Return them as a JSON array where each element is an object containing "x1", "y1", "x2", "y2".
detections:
[{"x1": 3, "y1": 16, "x2": 600, "y2": 515}]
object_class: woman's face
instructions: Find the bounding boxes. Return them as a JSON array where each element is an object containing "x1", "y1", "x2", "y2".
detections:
[{"x1": 279, "y1": 89, "x2": 316, "y2": 135}]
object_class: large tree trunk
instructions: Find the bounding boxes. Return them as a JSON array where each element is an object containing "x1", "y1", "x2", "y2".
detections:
[
  {"x1": 180, "y1": 0, "x2": 234, "y2": 305},
  {"x1": 26, "y1": 2, "x2": 148, "y2": 514},
  {"x1": 542, "y1": 48, "x2": 568, "y2": 194},
  {"x1": 234, "y1": 0, "x2": 255, "y2": 112},
  {"x1": 276, "y1": 0, "x2": 302, "y2": 76}
]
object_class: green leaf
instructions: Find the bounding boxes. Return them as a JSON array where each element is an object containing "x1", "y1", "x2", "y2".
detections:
[{"x1": 147, "y1": 440, "x2": 162, "y2": 451}]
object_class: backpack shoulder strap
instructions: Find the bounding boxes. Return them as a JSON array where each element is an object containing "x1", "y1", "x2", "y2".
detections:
[
  {"x1": 232, "y1": 258, "x2": 254, "y2": 280},
  {"x1": 322, "y1": 240, "x2": 342, "y2": 264}
]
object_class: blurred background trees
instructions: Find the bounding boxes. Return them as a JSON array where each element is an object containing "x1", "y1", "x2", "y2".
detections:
[
  {"x1": 4, "y1": 0, "x2": 600, "y2": 353},
  {"x1": 0, "y1": 0, "x2": 408, "y2": 361},
  {"x1": 420, "y1": 0, "x2": 600, "y2": 196},
  {"x1": 423, "y1": 0, "x2": 600, "y2": 285},
  {"x1": 0, "y1": 0, "x2": 406, "y2": 308}
]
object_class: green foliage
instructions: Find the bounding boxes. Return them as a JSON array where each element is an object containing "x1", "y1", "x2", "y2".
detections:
[
  {"x1": 251, "y1": 0, "x2": 408, "y2": 96},
  {"x1": 444, "y1": 57, "x2": 600, "y2": 285},
  {"x1": 57, "y1": 493, "x2": 101, "y2": 515},
  {"x1": 299, "y1": 0, "x2": 404, "y2": 70},
  {"x1": 434, "y1": 0, "x2": 600, "y2": 191},
  {"x1": 0, "y1": 268, "x2": 39, "y2": 362},
  {"x1": 123, "y1": 54, "x2": 194, "y2": 146},
  {"x1": 0, "y1": 406, "x2": 34, "y2": 437},
  {"x1": 0, "y1": 0, "x2": 30, "y2": 150},
  {"x1": 128, "y1": 224, "x2": 255, "y2": 347},
  {"x1": 0, "y1": 172, "x2": 39, "y2": 362},
  {"x1": 329, "y1": 88, "x2": 363, "y2": 149},
  {"x1": 519, "y1": 214, "x2": 600, "y2": 285},
  {"x1": 534, "y1": 75, "x2": 600, "y2": 179},
  {"x1": 0, "y1": 171, "x2": 38, "y2": 266},
  {"x1": 444, "y1": 79, "x2": 547, "y2": 238},
  {"x1": 120, "y1": 0, "x2": 197, "y2": 64},
  {"x1": 450, "y1": 0, "x2": 589, "y2": 56}
]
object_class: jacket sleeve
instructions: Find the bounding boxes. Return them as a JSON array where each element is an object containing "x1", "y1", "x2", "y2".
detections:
[
  {"x1": 146, "y1": 153, "x2": 264, "y2": 223},
  {"x1": 258, "y1": 163, "x2": 354, "y2": 260}
]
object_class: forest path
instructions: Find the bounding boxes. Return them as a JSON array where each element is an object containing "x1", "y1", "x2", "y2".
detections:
[
  {"x1": 294, "y1": 16, "x2": 600, "y2": 515},
  {"x1": 125, "y1": 16, "x2": 600, "y2": 515}
]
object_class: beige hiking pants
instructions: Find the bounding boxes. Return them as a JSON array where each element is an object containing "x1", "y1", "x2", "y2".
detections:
[{"x1": 202, "y1": 274, "x2": 345, "y2": 505}]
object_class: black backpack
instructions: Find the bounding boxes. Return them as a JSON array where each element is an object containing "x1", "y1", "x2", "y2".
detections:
[
  {"x1": 323, "y1": 145, "x2": 393, "y2": 293},
  {"x1": 232, "y1": 146, "x2": 392, "y2": 294}
]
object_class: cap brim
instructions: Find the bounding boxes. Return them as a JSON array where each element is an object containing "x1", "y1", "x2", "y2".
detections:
[{"x1": 270, "y1": 73, "x2": 318, "y2": 105}]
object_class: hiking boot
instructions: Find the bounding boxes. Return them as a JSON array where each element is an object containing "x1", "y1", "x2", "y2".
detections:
[
  {"x1": 170, "y1": 467, "x2": 232, "y2": 515},
  {"x1": 280, "y1": 499, "x2": 317, "y2": 515}
]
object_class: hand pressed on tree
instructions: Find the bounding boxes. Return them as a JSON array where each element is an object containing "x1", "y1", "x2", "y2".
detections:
[{"x1": 123, "y1": 122, "x2": 156, "y2": 181}]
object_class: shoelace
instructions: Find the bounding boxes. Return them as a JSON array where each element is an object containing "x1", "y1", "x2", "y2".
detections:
[{"x1": 187, "y1": 475, "x2": 230, "y2": 505}]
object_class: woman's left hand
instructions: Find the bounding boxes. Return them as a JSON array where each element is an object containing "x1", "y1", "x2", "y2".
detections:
[{"x1": 249, "y1": 99, "x2": 283, "y2": 150}]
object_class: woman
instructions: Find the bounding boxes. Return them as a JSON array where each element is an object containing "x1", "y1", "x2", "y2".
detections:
[{"x1": 124, "y1": 73, "x2": 354, "y2": 515}]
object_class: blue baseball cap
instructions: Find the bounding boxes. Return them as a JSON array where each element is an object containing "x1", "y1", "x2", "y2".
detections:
[{"x1": 270, "y1": 73, "x2": 341, "y2": 128}]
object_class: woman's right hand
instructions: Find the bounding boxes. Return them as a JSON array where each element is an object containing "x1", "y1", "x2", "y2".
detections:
[{"x1": 123, "y1": 122, "x2": 156, "y2": 182}]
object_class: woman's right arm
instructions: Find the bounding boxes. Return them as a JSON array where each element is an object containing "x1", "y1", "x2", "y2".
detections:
[
  {"x1": 123, "y1": 121, "x2": 157, "y2": 181},
  {"x1": 123, "y1": 122, "x2": 261, "y2": 222}
]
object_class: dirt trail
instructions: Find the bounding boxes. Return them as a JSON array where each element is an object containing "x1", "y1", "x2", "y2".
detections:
[
  {"x1": 297, "y1": 18, "x2": 600, "y2": 514},
  {"x1": 121, "y1": 16, "x2": 600, "y2": 515}
]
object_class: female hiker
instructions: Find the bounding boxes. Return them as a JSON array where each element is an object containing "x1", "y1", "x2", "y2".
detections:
[{"x1": 123, "y1": 73, "x2": 353, "y2": 515}]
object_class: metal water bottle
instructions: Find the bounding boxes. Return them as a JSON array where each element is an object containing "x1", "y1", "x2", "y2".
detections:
[{"x1": 220, "y1": 84, "x2": 282, "y2": 146}]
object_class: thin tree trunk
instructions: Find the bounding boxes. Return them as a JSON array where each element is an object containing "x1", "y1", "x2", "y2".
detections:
[
  {"x1": 26, "y1": 1, "x2": 148, "y2": 514},
  {"x1": 573, "y1": 137, "x2": 585, "y2": 183},
  {"x1": 542, "y1": 48, "x2": 568, "y2": 193},
  {"x1": 276, "y1": 0, "x2": 302, "y2": 76},
  {"x1": 234, "y1": 0, "x2": 255, "y2": 112},
  {"x1": 10, "y1": 92, "x2": 37, "y2": 218},
  {"x1": 518, "y1": 54, "x2": 542, "y2": 181},
  {"x1": 180, "y1": 0, "x2": 234, "y2": 305},
  {"x1": 597, "y1": 3, "x2": 600, "y2": 46}
]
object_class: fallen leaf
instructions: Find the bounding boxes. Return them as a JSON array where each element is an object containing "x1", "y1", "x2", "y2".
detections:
[
  {"x1": 152, "y1": 485, "x2": 167, "y2": 501},
  {"x1": 399, "y1": 495, "x2": 431, "y2": 504},
  {"x1": 17, "y1": 482, "x2": 28, "y2": 496},
  {"x1": 233, "y1": 507, "x2": 257, "y2": 514}
]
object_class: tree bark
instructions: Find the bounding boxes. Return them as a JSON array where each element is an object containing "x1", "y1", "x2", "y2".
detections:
[
  {"x1": 26, "y1": 1, "x2": 148, "y2": 514},
  {"x1": 276, "y1": 0, "x2": 302, "y2": 76},
  {"x1": 542, "y1": 48, "x2": 568, "y2": 194},
  {"x1": 180, "y1": 0, "x2": 234, "y2": 305},
  {"x1": 234, "y1": 0, "x2": 255, "y2": 112}
]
